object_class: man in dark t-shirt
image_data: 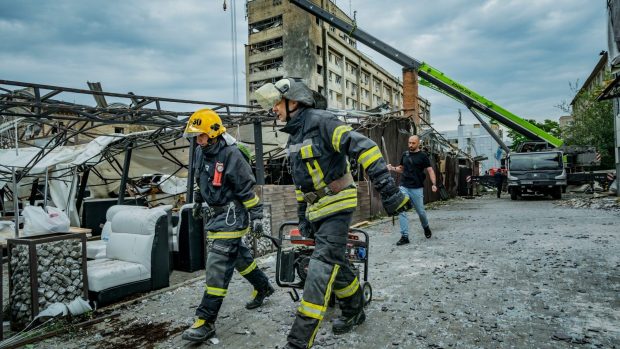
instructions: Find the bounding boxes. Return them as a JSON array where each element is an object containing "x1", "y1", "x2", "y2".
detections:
[{"x1": 387, "y1": 135, "x2": 437, "y2": 245}]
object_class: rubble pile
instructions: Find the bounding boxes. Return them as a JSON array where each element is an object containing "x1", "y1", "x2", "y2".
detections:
[
  {"x1": 10, "y1": 240, "x2": 85, "y2": 326},
  {"x1": 555, "y1": 196, "x2": 620, "y2": 211}
]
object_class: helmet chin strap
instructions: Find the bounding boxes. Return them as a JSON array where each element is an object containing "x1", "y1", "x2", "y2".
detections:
[
  {"x1": 284, "y1": 99, "x2": 298, "y2": 122},
  {"x1": 201, "y1": 136, "x2": 219, "y2": 149}
]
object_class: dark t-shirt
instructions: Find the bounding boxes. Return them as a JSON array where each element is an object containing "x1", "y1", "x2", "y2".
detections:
[{"x1": 399, "y1": 150, "x2": 431, "y2": 188}]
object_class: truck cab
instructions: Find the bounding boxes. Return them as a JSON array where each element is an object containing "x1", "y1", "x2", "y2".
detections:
[{"x1": 507, "y1": 150, "x2": 566, "y2": 200}]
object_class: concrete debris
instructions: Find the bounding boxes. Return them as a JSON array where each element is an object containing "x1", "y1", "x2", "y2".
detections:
[
  {"x1": 554, "y1": 196, "x2": 620, "y2": 211},
  {"x1": 28, "y1": 196, "x2": 620, "y2": 348}
]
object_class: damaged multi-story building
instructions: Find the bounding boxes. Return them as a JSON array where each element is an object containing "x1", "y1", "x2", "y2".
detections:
[{"x1": 245, "y1": 0, "x2": 430, "y2": 120}]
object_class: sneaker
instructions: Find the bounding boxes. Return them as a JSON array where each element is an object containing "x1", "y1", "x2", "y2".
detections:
[
  {"x1": 424, "y1": 226, "x2": 432, "y2": 239},
  {"x1": 182, "y1": 318, "x2": 215, "y2": 342},
  {"x1": 332, "y1": 310, "x2": 366, "y2": 334},
  {"x1": 396, "y1": 236, "x2": 410, "y2": 246},
  {"x1": 245, "y1": 284, "x2": 275, "y2": 309}
]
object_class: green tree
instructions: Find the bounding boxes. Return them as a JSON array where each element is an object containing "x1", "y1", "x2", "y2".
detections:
[
  {"x1": 563, "y1": 89, "x2": 615, "y2": 169},
  {"x1": 507, "y1": 119, "x2": 562, "y2": 151}
]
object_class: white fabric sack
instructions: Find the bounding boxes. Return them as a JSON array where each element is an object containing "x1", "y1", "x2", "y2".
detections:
[
  {"x1": 23, "y1": 206, "x2": 70, "y2": 236},
  {"x1": 0, "y1": 220, "x2": 15, "y2": 235}
]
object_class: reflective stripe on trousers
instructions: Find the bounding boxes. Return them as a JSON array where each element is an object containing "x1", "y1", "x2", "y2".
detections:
[
  {"x1": 196, "y1": 237, "x2": 270, "y2": 322},
  {"x1": 287, "y1": 212, "x2": 363, "y2": 348}
]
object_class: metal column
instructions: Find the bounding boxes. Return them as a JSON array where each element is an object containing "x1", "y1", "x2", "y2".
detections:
[
  {"x1": 253, "y1": 120, "x2": 265, "y2": 185},
  {"x1": 12, "y1": 167, "x2": 19, "y2": 238},
  {"x1": 75, "y1": 167, "x2": 91, "y2": 212},
  {"x1": 117, "y1": 142, "x2": 133, "y2": 204},
  {"x1": 186, "y1": 137, "x2": 197, "y2": 203}
]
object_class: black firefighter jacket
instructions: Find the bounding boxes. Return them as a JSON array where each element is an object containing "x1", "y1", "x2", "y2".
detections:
[
  {"x1": 193, "y1": 140, "x2": 262, "y2": 238},
  {"x1": 280, "y1": 107, "x2": 389, "y2": 222}
]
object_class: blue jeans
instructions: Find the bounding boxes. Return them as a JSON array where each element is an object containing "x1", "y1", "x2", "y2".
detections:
[{"x1": 398, "y1": 186, "x2": 429, "y2": 238}]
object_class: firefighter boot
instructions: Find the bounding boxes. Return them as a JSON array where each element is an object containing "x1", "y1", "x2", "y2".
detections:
[
  {"x1": 182, "y1": 318, "x2": 216, "y2": 342},
  {"x1": 245, "y1": 284, "x2": 275, "y2": 309},
  {"x1": 332, "y1": 309, "x2": 366, "y2": 335}
]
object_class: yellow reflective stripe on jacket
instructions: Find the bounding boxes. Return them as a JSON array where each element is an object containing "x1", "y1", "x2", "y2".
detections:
[
  {"x1": 239, "y1": 261, "x2": 257, "y2": 276},
  {"x1": 310, "y1": 188, "x2": 357, "y2": 208},
  {"x1": 300, "y1": 144, "x2": 314, "y2": 158},
  {"x1": 207, "y1": 227, "x2": 249, "y2": 239},
  {"x1": 298, "y1": 299, "x2": 327, "y2": 320},
  {"x1": 334, "y1": 277, "x2": 360, "y2": 299},
  {"x1": 305, "y1": 160, "x2": 326, "y2": 190},
  {"x1": 308, "y1": 198, "x2": 358, "y2": 221},
  {"x1": 396, "y1": 195, "x2": 409, "y2": 210},
  {"x1": 331, "y1": 125, "x2": 352, "y2": 152},
  {"x1": 205, "y1": 285, "x2": 227, "y2": 297},
  {"x1": 295, "y1": 189, "x2": 305, "y2": 203},
  {"x1": 306, "y1": 188, "x2": 358, "y2": 221},
  {"x1": 242, "y1": 195, "x2": 260, "y2": 209},
  {"x1": 358, "y1": 145, "x2": 382, "y2": 169},
  {"x1": 308, "y1": 264, "x2": 340, "y2": 348}
]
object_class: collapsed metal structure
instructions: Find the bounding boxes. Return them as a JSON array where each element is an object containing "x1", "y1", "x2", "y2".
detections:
[
  {"x1": 0, "y1": 79, "x2": 477, "y2": 239},
  {"x1": 0, "y1": 79, "x2": 272, "y2": 236}
]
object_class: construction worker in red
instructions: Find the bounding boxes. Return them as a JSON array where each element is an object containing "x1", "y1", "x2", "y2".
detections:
[
  {"x1": 254, "y1": 78, "x2": 412, "y2": 348},
  {"x1": 181, "y1": 109, "x2": 274, "y2": 343}
]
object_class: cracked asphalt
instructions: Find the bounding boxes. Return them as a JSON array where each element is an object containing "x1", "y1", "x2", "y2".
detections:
[{"x1": 36, "y1": 194, "x2": 619, "y2": 349}]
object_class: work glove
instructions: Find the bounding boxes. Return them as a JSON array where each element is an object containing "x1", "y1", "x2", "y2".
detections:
[
  {"x1": 249, "y1": 219, "x2": 263, "y2": 239},
  {"x1": 374, "y1": 175, "x2": 412, "y2": 216},
  {"x1": 298, "y1": 218, "x2": 314, "y2": 239},
  {"x1": 382, "y1": 189, "x2": 412, "y2": 216}
]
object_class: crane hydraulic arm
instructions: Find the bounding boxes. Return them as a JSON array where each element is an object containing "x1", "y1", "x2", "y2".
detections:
[{"x1": 289, "y1": 0, "x2": 563, "y2": 148}]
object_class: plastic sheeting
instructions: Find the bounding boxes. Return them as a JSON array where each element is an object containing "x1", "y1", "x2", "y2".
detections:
[{"x1": 0, "y1": 132, "x2": 190, "y2": 226}]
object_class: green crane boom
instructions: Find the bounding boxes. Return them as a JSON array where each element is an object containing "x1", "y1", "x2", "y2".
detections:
[{"x1": 290, "y1": 0, "x2": 564, "y2": 148}]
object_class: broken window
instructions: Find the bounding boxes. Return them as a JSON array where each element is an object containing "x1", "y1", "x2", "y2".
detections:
[
  {"x1": 249, "y1": 57, "x2": 283, "y2": 73},
  {"x1": 249, "y1": 15, "x2": 283, "y2": 35},
  {"x1": 361, "y1": 72, "x2": 369, "y2": 85},
  {"x1": 317, "y1": 64, "x2": 323, "y2": 74},
  {"x1": 249, "y1": 37, "x2": 283, "y2": 56},
  {"x1": 335, "y1": 74, "x2": 342, "y2": 85},
  {"x1": 334, "y1": 56, "x2": 342, "y2": 67},
  {"x1": 316, "y1": 45, "x2": 322, "y2": 55}
]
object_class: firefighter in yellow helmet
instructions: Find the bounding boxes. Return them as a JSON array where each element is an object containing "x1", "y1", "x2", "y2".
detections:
[
  {"x1": 181, "y1": 109, "x2": 274, "y2": 343},
  {"x1": 254, "y1": 79, "x2": 411, "y2": 348}
]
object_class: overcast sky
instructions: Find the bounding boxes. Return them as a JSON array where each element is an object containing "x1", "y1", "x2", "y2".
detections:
[{"x1": 0, "y1": 0, "x2": 607, "y2": 131}]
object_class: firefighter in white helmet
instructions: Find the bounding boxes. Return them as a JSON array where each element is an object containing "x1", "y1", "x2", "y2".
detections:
[{"x1": 254, "y1": 78, "x2": 411, "y2": 348}]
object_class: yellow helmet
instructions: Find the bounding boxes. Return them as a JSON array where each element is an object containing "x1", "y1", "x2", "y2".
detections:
[{"x1": 183, "y1": 109, "x2": 226, "y2": 139}]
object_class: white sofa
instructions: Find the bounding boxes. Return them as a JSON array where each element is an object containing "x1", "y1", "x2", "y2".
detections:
[
  {"x1": 86, "y1": 205, "x2": 149, "y2": 259},
  {"x1": 87, "y1": 207, "x2": 170, "y2": 306}
]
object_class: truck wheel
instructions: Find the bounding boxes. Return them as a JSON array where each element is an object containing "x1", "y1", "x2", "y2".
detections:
[
  {"x1": 552, "y1": 187, "x2": 562, "y2": 200},
  {"x1": 510, "y1": 189, "x2": 518, "y2": 201}
]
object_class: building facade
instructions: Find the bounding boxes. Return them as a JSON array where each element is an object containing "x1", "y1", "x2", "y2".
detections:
[
  {"x1": 441, "y1": 123, "x2": 505, "y2": 173},
  {"x1": 245, "y1": 0, "x2": 430, "y2": 123}
]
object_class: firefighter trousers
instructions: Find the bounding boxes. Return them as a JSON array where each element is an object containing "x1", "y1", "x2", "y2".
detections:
[
  {"x1": 196, "y1": 236, "x2": 270, "y2": 322},
  {"x1": 287, "y1": 212, "x2": 363, "y2": 348}
]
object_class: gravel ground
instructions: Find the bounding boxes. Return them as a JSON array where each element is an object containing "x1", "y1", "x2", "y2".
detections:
[{"x1": 18, "y1": 194, "x2": 620, "y2": 348}]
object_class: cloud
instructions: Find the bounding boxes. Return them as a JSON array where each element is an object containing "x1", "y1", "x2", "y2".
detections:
[
  {"x1": 0, "y1": 0, "x2": 608, "y2": 133},
  {"x1": 350, "y1": 0, "x2": 606, "y2": 130}
]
